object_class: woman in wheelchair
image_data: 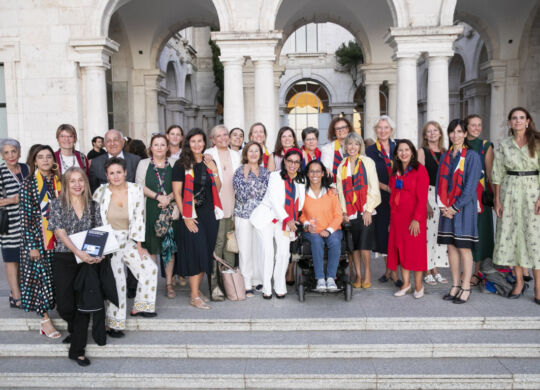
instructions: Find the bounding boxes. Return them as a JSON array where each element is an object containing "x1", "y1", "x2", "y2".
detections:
[
  {"x1": 336, "y1": 133, "x2": 381, "y2": 289},
  {"x1": 299, "y1": 160, "x2": 343, "y2": 292}
]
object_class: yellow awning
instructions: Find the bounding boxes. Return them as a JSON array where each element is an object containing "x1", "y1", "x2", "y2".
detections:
[{"x1": 287, "y1": 92, "x2": 323, "y2": 112}]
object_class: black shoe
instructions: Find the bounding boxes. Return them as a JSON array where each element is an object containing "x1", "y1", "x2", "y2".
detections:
[
  {"x1": 9, "y1": 296, "x2": 22, "y2": 309},
  {"x1": 378, "y1": 274, "x2": 390, "y2": 283},
  {"x1": 508, "y1": 283, "x2": 529, "y2": 299},
  {"x1": 393, "y1": 279, "x2": 404, "y2": 288},
  {"x1": 255, "y1": 284, "x2": 263, "y2": 292},
  {"x1": 262, "y1": 294, "x2": 272, "y2": 300},
  {"x1": 69, "y1": 355, "x2": 91, "y2": 367},
  {"x1": 106, "y1": 329, "x2": 125, "y2": 338},
  {"x1": 286, "y1": 281, "x2": 295, "y2": 286},
  {"x1": 130, "y1": 311, "x2": 157, "y2": 318},
  {"x1": 127, "y1": 288, "x2": 137, "y2": 299},
  {"x1": 275, "y1": 293, "x2": 286, "y2": 299},
  {"x1": 453, "y1": 288, "x2": 471, "y2": 304},
  {"x1": 443, "y1": 286, "x2": 461, "y2": 301},
  {"x1": 62, "y1": 335, "x2": 72, "y2": 344},
  {"x1": 535, "y1": 298, "x2": 540, "y2": 305},
  {"x1": 523, "y1": 275, "x2": 533, "y2": 282}
]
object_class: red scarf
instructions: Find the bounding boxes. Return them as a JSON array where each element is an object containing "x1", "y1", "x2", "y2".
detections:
[
  {"x1": 301, "y1": 146, "x2": 321, "y2": 170},
  {"x1": 376, "y1": 140, "x2": 392, "y2": 177},
  {"x1": 182, "y1": 167, "x2": 223, "y2": 220},
  {"x1": 340, "y1": 157, "x2": 368, "y2": 217},
  {"x1": 283, "y1": 177, "x2": 299, "y2": 231},
  {"x1": 262, "y1": 146, "x2": 271, "y2": 169},
  {"x1": 437, "y1": 146, "x2": 467, "y2": 209},
  {"x1": 332, "y1": 141, "x2": 344, "y2": 183}
]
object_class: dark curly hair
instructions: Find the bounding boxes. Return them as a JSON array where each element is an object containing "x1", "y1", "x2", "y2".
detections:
[{"x1": 279, "y1": 148, "x2": 305, "y2": 183}]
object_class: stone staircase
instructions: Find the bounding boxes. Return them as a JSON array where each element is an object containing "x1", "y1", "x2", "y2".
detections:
[{"x1": 1, "y1": 261, "x2": 539, "y2": 389}]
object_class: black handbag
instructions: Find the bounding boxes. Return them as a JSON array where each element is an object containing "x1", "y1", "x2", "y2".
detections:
[{"x1": 0, "y1": 173, "x2": 10, "y2": 234}]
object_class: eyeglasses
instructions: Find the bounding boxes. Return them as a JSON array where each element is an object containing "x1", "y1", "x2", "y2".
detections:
[
  {"x1": 335, "y1": 126, "x2": 349, "y2": 132},
  {"x1": 285, "y1": 159, "x2": 301, "y2": 165},
  {"x1": 308, "y1": 170, "x2": 323, "y2": 175}
]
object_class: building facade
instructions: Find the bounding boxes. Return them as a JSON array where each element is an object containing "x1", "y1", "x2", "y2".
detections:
[{"x1": 0, "y1": 0, "x2": 538, "y2": 154}]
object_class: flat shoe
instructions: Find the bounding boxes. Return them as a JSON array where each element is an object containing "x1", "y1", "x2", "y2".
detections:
[
  {"x1": 69, "y1": 356, "x2": 91, "y2": 367},
  {"x1": 275, "y1": 293, "x2": 286, "y2": 299},
  {"x1": 106, "y1": 329, "x2": 125, "y2": 338},
  {"x1": 198, "y1": 291, "x2": 209, "y2": 303},
  {"x1": 166, "y1": 284, "x2": 176, "y2": 299},
  {"x1": 361, "y1": 282, "x2": 372, "y2": 289},
  {"x1": 262, "y1": 294, "x2": 272, "y2": 300},
  {"x1": 190, "y1": 296, "x2": 211, "y2": 310},
  {"x1": 352, "y1": 282, "x2": 362, "y2": 288}
]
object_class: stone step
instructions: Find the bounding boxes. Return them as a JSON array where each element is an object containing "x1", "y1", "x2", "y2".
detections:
[
  {"x1": 1, "y1": 330, "x2": 540, "y2": 359},
  {"x1": 2, "y1": 316, "x2": 540, "y2": 332},
  {"x1": 1, "y1": 357, "x2": 539, "y2": 389}
]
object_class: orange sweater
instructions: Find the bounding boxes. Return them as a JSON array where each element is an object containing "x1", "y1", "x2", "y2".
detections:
[{"x1": 299, "y1": 190, "x2": 343, "y2": 233}]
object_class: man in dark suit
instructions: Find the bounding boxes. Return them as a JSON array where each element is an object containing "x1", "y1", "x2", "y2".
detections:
[
  {"x1": 89, "y1": 129, "x2": 141, "y2": 299},
  {"x1": 89, "y1": 129, "x2": 141, "y2": 193}
]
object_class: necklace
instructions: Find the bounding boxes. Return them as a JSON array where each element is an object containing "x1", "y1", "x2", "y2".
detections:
[{"x1": 60, "y1": 153, "x2": 76, "y2": 171}]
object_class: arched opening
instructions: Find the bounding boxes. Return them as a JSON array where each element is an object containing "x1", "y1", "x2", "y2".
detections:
[
  {"x1": 165, "y1": 62, "x2": 177, "y2": 97},
  {"x1": 285, "y1": 79, "x2": 330, "y2": 140},
  {"x1": 449, "y1": 54, "x2": 466, "y2": 119}
]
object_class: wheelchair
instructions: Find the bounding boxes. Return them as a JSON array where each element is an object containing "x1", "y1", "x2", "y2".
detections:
[{"x1": 290, "y1": 222, "x2": 354, "y2": 302}]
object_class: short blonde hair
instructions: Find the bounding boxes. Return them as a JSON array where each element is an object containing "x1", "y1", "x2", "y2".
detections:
[{"x1": 344, "y1": 132, "x2": 365, "y2": 156}]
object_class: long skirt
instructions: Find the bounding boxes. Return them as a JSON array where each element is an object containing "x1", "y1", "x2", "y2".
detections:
[{"x1": 427, "y1": 186, "x2": 449, "y2": 269}]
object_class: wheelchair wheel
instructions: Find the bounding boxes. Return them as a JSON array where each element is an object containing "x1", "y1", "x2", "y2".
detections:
[
  {"x1": 344, "y1": 282, "x2": 352, "y2": 301},
  {"x1": 297, "y1": 284, "x2": 305, "y2": 302}
]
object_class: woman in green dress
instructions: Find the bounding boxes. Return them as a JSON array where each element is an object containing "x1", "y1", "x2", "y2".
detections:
[
  {"x1": 466, "y1": 115, "x2": 495, "y2": 284},
  {"x1": 493, "y1": 107, "x2": 540, "y2": 303},
  {"x1": 135, "y1": 134, "x2": 178, "y2": 299}
]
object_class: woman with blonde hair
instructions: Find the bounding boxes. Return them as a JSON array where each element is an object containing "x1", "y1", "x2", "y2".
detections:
[
  {"x1": 248, "y1": 122, "x2": 275, "y2": 171},
  {"x1": 418, "y1": 121, "x2": 449, "y2": 285}
]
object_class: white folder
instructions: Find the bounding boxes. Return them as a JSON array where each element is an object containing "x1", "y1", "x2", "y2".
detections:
[{"x1": 68, "y1": 224, "x2": 120, "y2": 264}]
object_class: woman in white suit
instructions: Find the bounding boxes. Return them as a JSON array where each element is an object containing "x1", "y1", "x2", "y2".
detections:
[
  {"x1": 250, "y1": 149, "x2": 305, "y2": 299},
  {"x1": 93, "y1": 157, "x2": 158, "y2": 338},
  {"x1": 205, "y1": 125, "x2": 241, "y2": 300}
]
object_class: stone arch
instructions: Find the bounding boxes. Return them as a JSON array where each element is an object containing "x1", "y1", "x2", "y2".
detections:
[
  {"x1": 454, "y1": 11, "x2": 498, "y2": 61},
  {"x1": 385, "y1": 0, "x2": 408, "y2": 27},
  {"x1": 184, "y1": 73, "x2": 194, "y2": 102},
  {"x1": 165, "y1": 62, "x2": 178, "y2": 97},
  {"x1": 449, "y1": 54, "x2": 465, "y2": 93},
  {"x1": 279, "y1": 73, "x2": 336, "y2": 107},
  {"x1": 440, "y1": 0, "x2": 458, "y2": 26}
]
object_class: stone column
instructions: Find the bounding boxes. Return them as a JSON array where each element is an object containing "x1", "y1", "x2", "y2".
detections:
[
  {"x1": 395, "y1": 55, "x2": 420, "y2": 144},
  {"x1": 364, "y1": 82, "x2": 380, "y2": 140},
  {"x1": 427, "y1": 54, "x2": 452, "y2": 132},
  {"x1": 221, "y1": 57, "x2": 245, "y2": 130},
  {"x1": 483, "y1": 61, "x2": 507, "y2": 142},
  {"x1": 71, "y1": 38, "x2": 119, "y2": 150},
  {"x1": 387, "y1": 82, "x2": 397, "y2": 122},
  {"x1": 144, "y1": 70, "x2": 165, "y2": 140},
  {"x1": 253, "y1": 56, "x2": 276, "y2": 141}
]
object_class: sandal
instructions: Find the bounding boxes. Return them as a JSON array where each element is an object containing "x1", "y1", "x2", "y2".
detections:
[
  {"x1": 198, "y1": 291, "x2": 209, "y2": 303},
  {"x1": 434, "y1": 273, "x2": 448, "y2": 284},
  {"x1": 424, "y1": 274, "x2": 437, "y2": 285},
  {"x1": 166, "y1": 284, "x2": 176, "y2": 299},
  {"x1": 40, "y1": 318, "x2": 61, "y2": 339},
  {"x1": 470, "y1": 274, "x2": 481, "y2": 287},
  {"x1": 190, "y1": 296, "x2": 211, "y2": 310},
  {"x1": 9, "y1": 296, "x2": 22, "y2": 309}
]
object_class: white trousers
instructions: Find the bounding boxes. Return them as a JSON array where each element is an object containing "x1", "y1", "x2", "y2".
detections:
[
  {"x1": 235, "y1": 216, "x2": 263, "y2": 288},
  {"x1": 255, "y1": 222, "x2": 292, "y2": 296},
  {"x1": 106, "y1": 230, "x2": 158, "y2": 330}
]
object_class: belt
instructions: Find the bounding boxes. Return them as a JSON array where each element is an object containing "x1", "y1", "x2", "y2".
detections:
[{"x1": 506, "y1": 170, "x2": 539, "y2": 176}]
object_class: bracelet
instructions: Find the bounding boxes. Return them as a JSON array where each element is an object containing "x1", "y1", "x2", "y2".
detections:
[{"x1": 154, "y1": 192, "x2": 160, "y2": 200}]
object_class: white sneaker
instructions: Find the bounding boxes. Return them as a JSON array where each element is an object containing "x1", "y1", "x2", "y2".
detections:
[
  {"x1": 326, "y1": 277, "x2": 338, "y2": 291},
  {"x1": 316, "y1": 279, "x2": 326, "y2": 292}
]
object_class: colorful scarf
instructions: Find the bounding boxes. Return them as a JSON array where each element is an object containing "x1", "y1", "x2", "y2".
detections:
[
  {"x1": 283, "y1": 177, "x2": 299, "y2": 231},
  {"x1": 160, "y1": 225, "x2": 177, "y2": 267},
  {"x1": 437, "y1": 146, "x2": 467, "y2": 209},
  {"x1": 262, "y1": 146, "x2": 271, "y2": 169},
  {"x1": 332, "y1": 141, "x2": 344, "y2": 183},
  {"x1": 475, "y1": 140, "x2": 489, "y2": 214},
  {"x1": 340, "y1": 157, "x2": 368, "y2": 217},
  {"x1": 392, "y1": 166, "x2": 412, "y2": 207},
  {"x1": 376, "y1": 140, "x2": 393, "y2": 177},
  {"x1": 182, "y1": 167, "x2": 224, "y2": 220},
  {"x1": 301, "y1": 146, "x2": 321, "y2": 170},
  {"x1": 36, "y1": 171, "x2": 61, "y2": 250}
]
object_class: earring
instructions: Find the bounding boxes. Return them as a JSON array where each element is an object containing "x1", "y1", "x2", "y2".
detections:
[{"x1": 52, "y1": 163, "x2": 59, "y2": 171}]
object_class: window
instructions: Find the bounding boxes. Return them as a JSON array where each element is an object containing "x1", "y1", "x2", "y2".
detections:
[
  {"x1": 0, "y1": 64, "x2": 7, "y2": 138},
  {"x1": 285, "y1": 80, "x2": 330, "y2": 139},
  {"x1": 294, "y1": 24, "x2": 319, "y2": 53}
]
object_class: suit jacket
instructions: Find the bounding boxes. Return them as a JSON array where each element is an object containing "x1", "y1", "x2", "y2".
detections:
[
  {"x1": 89, "y1": 152, "x2": 141, "y2": 193},
  {"x1": 249, "y1": 171, "x2": 305, "y2": 231},
  {"x1": 205, "y1": 146, "x2": 241, "y2": 196}
]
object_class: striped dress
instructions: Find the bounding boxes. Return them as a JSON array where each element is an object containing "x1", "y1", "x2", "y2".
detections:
[{"x1": 0, "y1": 162, "x2": 29, "y2": 252}]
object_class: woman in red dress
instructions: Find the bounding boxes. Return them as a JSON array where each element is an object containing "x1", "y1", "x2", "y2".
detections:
[{"x1": 388, "y1": 140, "x2": 429, "y2": 298}]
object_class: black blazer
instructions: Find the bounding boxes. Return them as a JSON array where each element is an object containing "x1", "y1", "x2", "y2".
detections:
[{"x1": 89, "y1": 152, "x2": 141, "y2": 193}]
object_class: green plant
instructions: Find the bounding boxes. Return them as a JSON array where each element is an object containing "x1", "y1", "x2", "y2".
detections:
[
  {"x1": 335, "y1": 41, "x2": 364, "y2": 87},
  {"x1": 208, "y1": 38, "x2": 224, "y2": 105}
]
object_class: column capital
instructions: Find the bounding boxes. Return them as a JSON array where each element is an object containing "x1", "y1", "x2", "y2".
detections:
[
  {"x1": 70, "y1": 37, "x2": 119, "y2": 69},
  {"x1": 211, "y1": 31, "x2": 281, "y2": 62},
  {"x1": 143, "y1": 69, "x2": 166, "y2": 90},
  {"x1": 219, "y1": 56, "x2": 246, "y2": 66},
  {"x1": 481, "y1": 60, "x2": 506, "y2": 85},
  {"x1": 360, "y1": 64, "x2": 397, "y2": 85}
]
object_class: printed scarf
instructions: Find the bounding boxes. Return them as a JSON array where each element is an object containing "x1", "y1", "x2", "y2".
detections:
[
  {"x1": 301, "y1": 146, "x2": 321, "y2": 170},
  {"x1": 262, "y1": 146, "x2": 271, "y2": 169},
  {"x1": 437, "y1": 146, "x2": 467, "y2": 209},
  {"x1": 475, "y1": 140, "x2": 489, "y2": 213},
  {"x1": 36, "y1": 171, "x2": 61, "y2": 250},
  {"x1": 332, "y1": 141, "x2": 344, "y2": 183},
  {"x1": 376, "y1": 140, "x2": 393, "y2": 177},
  {"x1": 340, "y1": 157, "x2": 368, "y2": 217},
  {"x1": 283, "y1": 177, "x2": 299, "y2": 231},
  {"x1": 182, "y1": 167, "x2": 224, "y2": 220}
]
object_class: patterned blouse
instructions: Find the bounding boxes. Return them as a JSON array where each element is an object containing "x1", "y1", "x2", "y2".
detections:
[
  {"x1": 48, "y1": 199, "x2": 103, "y2": 253},
  {"x1": 0, "y1": 162, "x2": 29, "y2": 248},
  {"x1": 233, "y1": 165, "x2": 270, "y2": 219}
]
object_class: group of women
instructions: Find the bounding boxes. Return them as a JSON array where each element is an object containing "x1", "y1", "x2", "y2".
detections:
[{"x1": 0, "y1": 106, "x2": 539, "y2": 366}]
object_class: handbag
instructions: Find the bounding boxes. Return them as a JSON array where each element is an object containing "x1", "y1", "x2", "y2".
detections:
[
  {"x1": 225, "y1": 230, "x2": 239, "y2": 254},
  {"x1": 0, "y1": 173, "x2": 10, "y2": 235},
  {"x1": 214, "y1": 253, "x2": 245, "y2": 301}
]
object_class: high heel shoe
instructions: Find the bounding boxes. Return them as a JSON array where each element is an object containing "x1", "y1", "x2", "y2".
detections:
[
  {"x1": 394, "y1": 285, "x2": 411, "y2": 297},
  {"x1": 413, "y1": 287, "x2": 424, "y2": 299},
  {"x1": 40, "y1": 318, "x2": 61, "y2": 339},
  {"x1": 453, "y1": 288, "x2": 471, "y2": 304},
  {"x1": 508, "y1": 283, "x2": 529, "y2": 299},
  {"x1": 443, "y1": 286, "x2": 461, "y2": 301}
]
